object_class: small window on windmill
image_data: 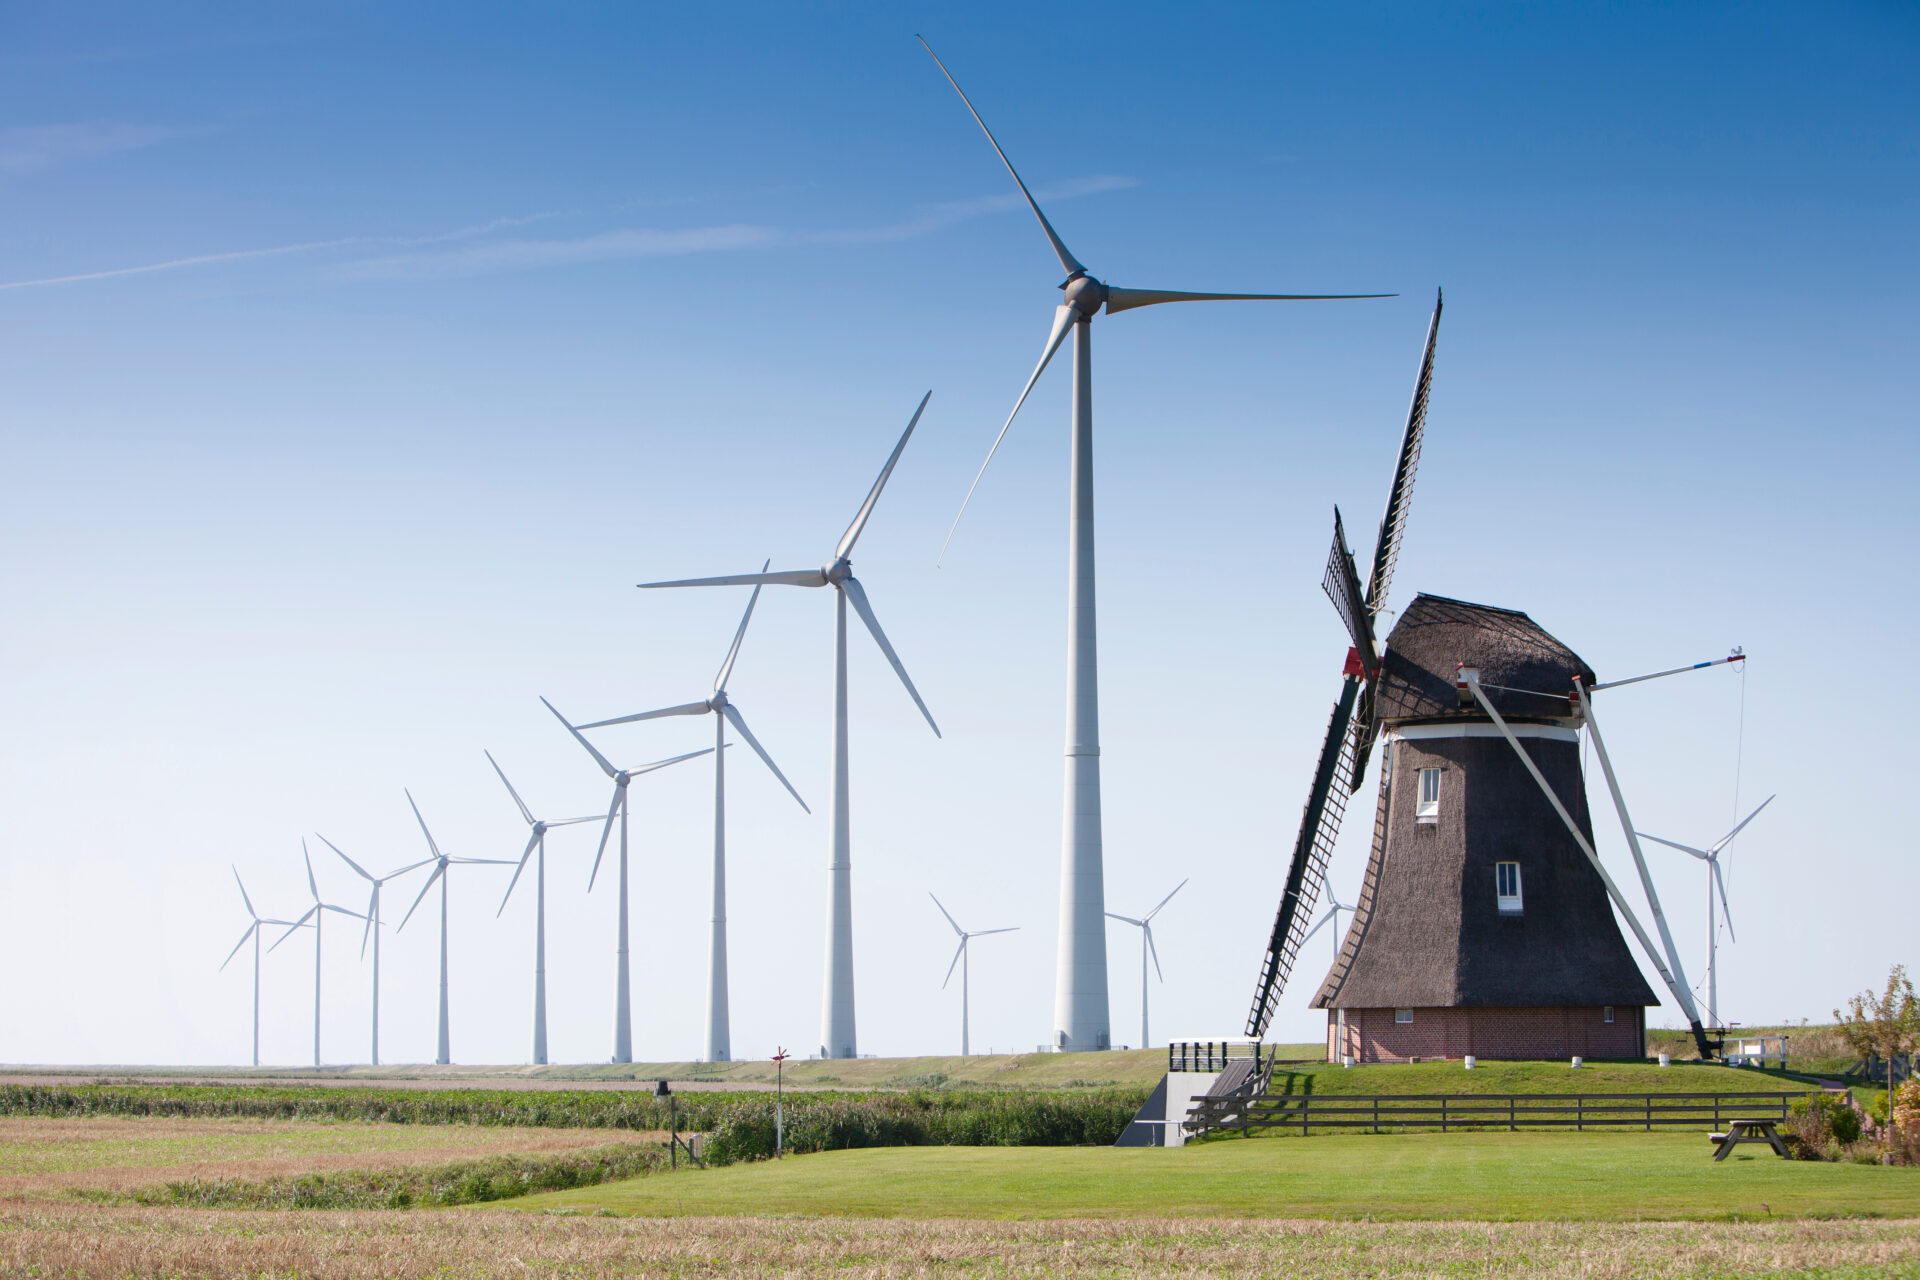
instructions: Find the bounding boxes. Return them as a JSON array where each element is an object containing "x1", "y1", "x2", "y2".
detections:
[
  {"x1": 1496, "y1": 862, "x2": 1523, "y2": 914},
  {"x1": 1395, "y1": 1009, "x2": 1414, "y2": 1024},
  {"x1": 1416, "y1": 768, "x2": 1442, "y2": 823},
  {"x1": 1603, "y1": 1006, "x2": 1615, "y2": 1024}
]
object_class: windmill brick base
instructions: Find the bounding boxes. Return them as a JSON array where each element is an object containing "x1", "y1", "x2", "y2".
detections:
[{"x1": 1328, "y1": 1005, "x2": 1646, "y2": 1063}]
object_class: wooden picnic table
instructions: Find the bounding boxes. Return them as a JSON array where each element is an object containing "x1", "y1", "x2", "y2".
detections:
[{"x1": 1710, "y1": 1118, "x2": 1789, "y2": 1161}]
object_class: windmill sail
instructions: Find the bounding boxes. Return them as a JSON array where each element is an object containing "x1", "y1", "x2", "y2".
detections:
[{"x1": 1245, "y1": 291, "x2": 1443, "y2": 1040}]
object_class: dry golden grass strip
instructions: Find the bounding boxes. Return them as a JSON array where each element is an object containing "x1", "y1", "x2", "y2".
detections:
[
  {"x1": 0, "y1": 1116, "x2": 662, "y2": 1200},
  {"x1": 0, "y1": 1205, "x2": 1915, "y2": 1278}
]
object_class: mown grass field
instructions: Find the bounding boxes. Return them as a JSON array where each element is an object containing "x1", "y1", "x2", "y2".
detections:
[{"x1": 517, "y1": 1131, "x2": 1920, "y2": 1221}]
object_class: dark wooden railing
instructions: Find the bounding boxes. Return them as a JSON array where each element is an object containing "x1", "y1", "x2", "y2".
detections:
[{"x1": 1184, "y1": 1090, "x2": 1804, "y2": 1138}]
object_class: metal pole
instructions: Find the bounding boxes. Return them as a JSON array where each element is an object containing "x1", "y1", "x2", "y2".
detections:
[
  {"x1": 533, "y1": 833, "x2": 548, "y2": 1066},
  {"x1": 1140, "y1": 928, "x2": 1150, "y2": 1051},
  {"x1": 961, "y1": 938, "x2": 970, "y2": 1057},
  {"x1": 437, "y1": 870, "x2": 450, "y2": 1065},
  {"x1": 615, "y1": 787, "x2": 632, "y2": 1064},
  {"x1": 370, "y1": 888, "x2": 381, "y2": 1067},
  {"x1": 820, "y1": 587, "x2": 856, "y2": 1059},
  {"x1": 1706, "y1": 861, "x2": 1717, "y2": 1028},
  {"x1": 313, "y1": 909, "x2": 322, "y2": 1068},
  {"x1": 706, "y1": 711, "x2": 730, "y2": 1063},
  {"x1": 1054, "y1": 314, "x2": 1110, "y2": 1053},
  {"x1": 252, "y1": 929, "x2": 261, "y2": 1068}
]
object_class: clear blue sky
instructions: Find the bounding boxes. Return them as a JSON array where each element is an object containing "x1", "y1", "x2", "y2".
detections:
[{"x1": 2, "y1": 2, "x2": 1913, "y2": 1065}]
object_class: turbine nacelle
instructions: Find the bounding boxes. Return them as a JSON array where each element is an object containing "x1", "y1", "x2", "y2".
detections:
[{"x1": 1061, "y1": 276, "x2": 1105, "y2": 315}]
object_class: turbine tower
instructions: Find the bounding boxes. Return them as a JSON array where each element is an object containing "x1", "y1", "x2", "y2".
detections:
[
  {"x1": 636, "y1": 394, "x2": 940, "y2": 1060},
  {"x1": 920, "y1": 39, "x2": 1390, "y2": 1051},
  {"x1": 1637, "y1": 794, "x2": 1774, "y2": 1028},
  {"x1": 542, "y1": 702, "x2": 713, "y2": 1063},
  {"x1": 930, "y1": 894, "x2": 1017, "y2": 1057},
  {"x1": 1104, "y1": 879, "x2": 1186, "y2": 1051},
  {"x1": 318, "y1": 835, "x2": 432, "y2": 1067},
  {"x1": 220, "y1": 868, "x2": 306, "y2": 1068},
  {"x1": 570, "y1": 581, "x2": 809, "y2": 1063},
  {"x1": 398, "y1": 790, "x2": 517, "y2": 1066},
  {"x1": 269, "y1": 841, "x2": 367, "y2": 1068}
]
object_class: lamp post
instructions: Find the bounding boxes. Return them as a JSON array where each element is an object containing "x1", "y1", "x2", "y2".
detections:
[
  {"x1": 655, "y1": 1079, "x2": 680, "y2": 1169},
  {"x1": 771, "y1": 1047, "x2": 789, "y2": 1157}
]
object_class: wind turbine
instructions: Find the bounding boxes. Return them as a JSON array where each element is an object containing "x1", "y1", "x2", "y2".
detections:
[
  {"x1": 569, "y1": 580, "x2": 809, "y2": 1064},
  {"x1": 541, "y1": 700, "x2": 715, "y2": 1064},
  {"x1": 930, "y1": 894, "x2": 1017, "y2": 1057},
  {"x1": 486, "y1": 748, "x2": 615, "y2": 1066},
  {"x1": 1300, "y1": 888, "x2": 1356, "y2": 956},
  {"x1": 397, "y1": 790, "x2": 518, "y2": 1066},
  {"x1": 268, "y1": 842, "x2": 368, "y2": 1068},
  {"x1": 1105, "y1": 879, "x2": 1186, "y2": 1051},
  {"x1": 220, "y1": 868, "x2": 306, "y2": 1068},
  {"x1": 317, "y1": 835, "x2": 432, "y2": 1067},
  {"x1": 920, "y1": 38, "x2": 1391, "y2": 1053},
  {"x1": 635, "y1": 394, "x2": 940, "y2": 1060},
  {"x1": 1637, "y1": 794, "x2": 1774, "y2": 1028}
]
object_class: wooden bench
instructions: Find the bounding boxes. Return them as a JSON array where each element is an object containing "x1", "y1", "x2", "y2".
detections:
[{"x1": 1709, "y1": 1118, "x2": 1789, "y2": 1161}]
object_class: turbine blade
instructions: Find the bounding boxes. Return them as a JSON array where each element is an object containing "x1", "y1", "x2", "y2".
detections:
[
  {"x1": 929, "y1": 892, "x2": 964, "y2": 936},
  {"x1": 232, "y1": 867, "x2": 258, "y2": 921},
  {"x1": 498, "y1": 829, "x2": 542, "y2": 916},
  {"x1": 1300, "y1": 911, "x2": 1332, "y2": 943},
  {"x1": 404, "y1": 789, "x2": 443, "y2": 860},
  {"x1": 588, "y1": 784, "x2": 622, "y2": 892},
  {"x1": 943, "y1": 937, "x2": 966, "y2": 988},
  {"x1": 1145, "y1": 877, "x2": 1188, "y2": 921},
  {"x1": 303, "y1": 840, "x2": 319, "y2": 901},
  {"x1": 641, "y1": 569, "x2": 828, "y2": 589},
  {"x1": 837, "y1": 390, "x2": 932, "y2": 560},
  {"x1": 714, "y1": 563, "x2": 770, "y2": 693},
  {"x1": 316, "y1": 834, "x2": 373, "y2": 883},
  {"x1": 321, "y1": 903, "x2": 367, "y2": 921},
  {"x1": 541, "y1": 697, "x2": 620, "y2": 778},
  {"x1": 843, "y1": 577, "x2": 939, "y2": 737},
  {"x1": 360, "y1": 887, "x2": 376, "y2": 959},
  {"x1": 972, "y1": 927, "x2": 1018, "y2": 936},
  {"x1": 220, "y1": 923, "x2": 256, "y2": 971},
  {"x1": 543, "y1": 814, "x2": 605, "y2": 827},
  {"x1": 1145, "y1": 924, "x2": 1164, "y2": 982},
  {"x1": 721, "y1": 703, "x2": 809, "y2": 813},
  {"x1": 1105, "y1": 913, "x2": 1144, "y2": 927},
  {"x1": 574, "y1": 701, "x2": 712, "y2": 731},
  {"x1": 1712, "y1": 794, "x2": 1776, "y2": 853},
  {"x1": 1634, "y1": 832, "x2": 1712, "y2": 860},
  {"x1": 381, "y1": 857, "x2": 438, "y2": 881},
  {"x1": 485, "y1": 749, "x2": 536, "y2": 826},
  {"x1": 916, "y1": 37, "x2": 1084, "y2": 277},
  {"x1": 1103, "y1": 286, "x2": 1394, "y2": 315},
  {"x1": 626, "y1": 746, "x2": 718, "y2": 778},
  {"x1": 1713, "y1": 860, "x2": 1736, "y2": 943},
  {"x1": 940, "y1": 303, "x2": 1078, "y2": 563},
  {"x1": 269, "y1": 907, "x2": 318, "y2": 953},
  {"x1": 397, "y1": 863, "x2": 444, "y2": 932}
]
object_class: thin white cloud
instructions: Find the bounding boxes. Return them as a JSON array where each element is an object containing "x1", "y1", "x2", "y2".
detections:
[
  {"x1": 336, "y1": 223, "x2": 780, "y2": 281},
  {"x1": 0, "y1": 122, "x2": 191, "y2": 172}
]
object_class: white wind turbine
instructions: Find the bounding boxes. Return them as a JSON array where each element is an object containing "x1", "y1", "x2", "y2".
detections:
[
  {"x1": 920, "y1": 38, "x2": 1391, "y2": 1052},
  {"x1": 1301, "y1": 887, "x2": 1356, "y2": 956},
  {"x1": 635, "y1": 394, "x2": 940, "y2": 1061},
  {"x1": 220, "y1": 868, "x2": 307, "y2": 1068},
  {"x1": 1105, "y1": 879, "x2": 1186, "y2": 1051},
  {"x1": 397, "y1": 790, "x2": 518, "y2": 1066},
  {"x1": 317, "y1": 835, "x2": 433, "y2": 1068},
  {"x1": 569, "y1": 580, "x2": 809, "y2": 1064},
  {"x1": 930, "y1": 894, "x2": 1017, "y2": 1057},
  {"x1": 268, "y1": 842, "x2": 368, "y2": 1068},
  {"x1": 1637, "y1": 794, "x2": 1774, "y2": 1029},
  {"x1": 489, "y1": 746, "x2": 655, "y2": 1066},
  {"x1": 541, "y1": 701, "x2": 715, "y2": 1064}
]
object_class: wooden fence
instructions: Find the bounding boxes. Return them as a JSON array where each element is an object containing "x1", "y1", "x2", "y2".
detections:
[{"x1": 1184, "y1": 1090, "x2": 1805, "y2": 1138}]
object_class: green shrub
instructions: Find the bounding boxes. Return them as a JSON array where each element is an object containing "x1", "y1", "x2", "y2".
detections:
[{"x1": 1787, "y1": 1092, "x2": 1862, "y2": 1156}]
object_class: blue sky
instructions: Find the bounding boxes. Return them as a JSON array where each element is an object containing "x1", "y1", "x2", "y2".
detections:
[{"x1": 2, "y1": 3, "x2": 1914, "y2": 1066}]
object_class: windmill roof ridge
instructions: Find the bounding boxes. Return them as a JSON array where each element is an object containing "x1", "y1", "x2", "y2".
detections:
[{"x1": 1373, "y1": 592, "x2": 1595, "y2": 725}]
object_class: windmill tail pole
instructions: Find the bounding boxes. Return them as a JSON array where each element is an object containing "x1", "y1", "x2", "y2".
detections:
[{"x1": 1464, "y1": 677, "x2": 1711, "y2": 1057}]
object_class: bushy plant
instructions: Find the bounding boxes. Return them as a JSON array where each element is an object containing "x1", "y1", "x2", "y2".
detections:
[{"x1": 1786, "y1": 1092, "x2": 1860, "y2": 1157}]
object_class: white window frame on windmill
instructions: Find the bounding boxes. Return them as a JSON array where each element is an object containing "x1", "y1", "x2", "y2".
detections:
[
  {"x1": 1496, "y1": 861, "x2": 1523, "y2": 914},
  {"x1": 1415, "y1": 768, "x2": 1442, "y2": 823}
]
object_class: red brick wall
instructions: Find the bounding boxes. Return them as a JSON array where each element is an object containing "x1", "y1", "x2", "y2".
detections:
[{"x1": 1324, "y1": 1006, "x2": 1646, "y2": 1062}]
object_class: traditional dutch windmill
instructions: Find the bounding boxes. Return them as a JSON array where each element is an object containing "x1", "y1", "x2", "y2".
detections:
[{"x1": 1246, "y1": 292, "x2": 1731, "y2": 1063}]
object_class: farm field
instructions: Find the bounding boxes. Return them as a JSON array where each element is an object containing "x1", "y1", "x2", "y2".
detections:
[{"x1": 519, "y1": 1131, "x2": 1920, "y2": 1221}]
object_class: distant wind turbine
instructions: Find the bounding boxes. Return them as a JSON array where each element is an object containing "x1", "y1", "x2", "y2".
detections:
[
  {"x1": 269, "y1": 841, "x2": 368, "y2": 1068},
  {"x1": 931, "y1": 894, "x2": 1017, "y2": 1057},
  {"x1": 397, "y1": 790, "x2": 518, "y2": 1066},
  {"x1": 1300, "y1": 888, "x2": 1356, "y2": 955},
  {"x1": 570, "y1": 579, "x2": 809, "y2": 1064},
  {"x1": 220, "y1": 868, "x2": 307, "y2": 1068},
  {"x1": 919, "y1": 37, "x2": 1391, "y2": 1052},
  {"x1": 542, "y1": 702, "x2": 713, "y2": 1064},
  {"x1": 486, "y1": 748, "x2": 622, "y2": 1066},
  {"x1": 317, "y1": 835, "x2": 432, "y2": 1067},
  {"x1": 1637, "y1": 794, "x2": 1774, "y2": 1028},
  {"x1": 636, "y1": 394, "x2": 940, "y2": 1060},
  {"x1": 1105, "y1": 879, "x2": 1186, "y2": 1050}
]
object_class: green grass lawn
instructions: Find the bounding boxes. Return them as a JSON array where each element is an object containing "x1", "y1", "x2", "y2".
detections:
[{"x1": 512, "y1": 1131, "x2": 1920, "y2": 1222}]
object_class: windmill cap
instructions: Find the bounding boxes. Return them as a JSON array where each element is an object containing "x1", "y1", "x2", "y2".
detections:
[{"x1": 1372, "y1": 594, "x2": 1594, "y2": 725}]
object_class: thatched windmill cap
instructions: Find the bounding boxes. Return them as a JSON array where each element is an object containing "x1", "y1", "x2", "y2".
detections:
[{"x1": 1373, "y1": 594, "x2": 1594, "y2": 726}]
